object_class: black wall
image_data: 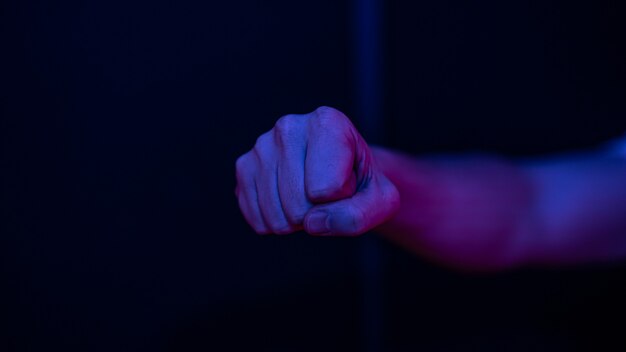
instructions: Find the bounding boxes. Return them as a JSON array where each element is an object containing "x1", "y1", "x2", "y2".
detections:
[
  {"x1": 383, "y1": 1, "x2": 626, "y2": 351},
  {"x1": 2, "y1": 0, "x2": 625, "y2": 351}
]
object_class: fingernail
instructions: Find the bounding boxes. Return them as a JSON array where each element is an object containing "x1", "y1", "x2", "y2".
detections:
[{"x1": 306, "y1": 211, "x2": 330, "y2": 235}]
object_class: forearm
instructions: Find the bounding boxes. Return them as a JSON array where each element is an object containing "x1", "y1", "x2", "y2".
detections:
[
  {"x1": 522, "y1": 152, "x2": 626, "y2": 266},
  {"x1": 371, "y1": 146, "x2": 536, "y2": 271},
  {"x1": 371, "y1": 146, "x2": 626, "y2": 271}
]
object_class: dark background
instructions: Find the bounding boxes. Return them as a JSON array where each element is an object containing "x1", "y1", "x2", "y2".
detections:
[{"x1": 1, "y1": 0, "x2": 625, "y2": 351}]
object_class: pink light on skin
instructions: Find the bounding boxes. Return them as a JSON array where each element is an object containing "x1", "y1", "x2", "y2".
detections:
[
  {"x1": 234, "y1": 106, "x2": 399, "y2": 236},
  {"x1": 236, "y1": 106, "x2": 626, "y2": 272}
]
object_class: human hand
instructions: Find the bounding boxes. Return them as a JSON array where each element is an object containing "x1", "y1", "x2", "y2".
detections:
[{"x1": 235, "y1": 106, "x2": 400, "y2": 236}]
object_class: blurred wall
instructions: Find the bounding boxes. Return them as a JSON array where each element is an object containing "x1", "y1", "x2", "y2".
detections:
[
  {"x1": 383, "y1": 1, "x2": 626, "y2": 351},
  {"x1": 2, "y1": 0, "x2": 626, "y2": 351},
  {"x1": 2, "y1": 1, "x2": 363, "y2": 351}
]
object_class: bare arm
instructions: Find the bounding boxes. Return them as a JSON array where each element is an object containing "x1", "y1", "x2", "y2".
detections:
[
  {"x1": 372, "y1": 146, "x2": 626, "y2": 271},
  {"x1": 235, "y1": 106, "x2": 626, "y2": 272}
]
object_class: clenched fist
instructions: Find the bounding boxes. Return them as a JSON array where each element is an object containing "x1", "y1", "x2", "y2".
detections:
[{"x1": 235, "y1": 106, "x2": 400, "y2": 236}]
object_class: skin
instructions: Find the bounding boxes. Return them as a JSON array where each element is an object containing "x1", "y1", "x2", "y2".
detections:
[{"x1": 235, "y1": 106, "x2": 626, "y2": 271}]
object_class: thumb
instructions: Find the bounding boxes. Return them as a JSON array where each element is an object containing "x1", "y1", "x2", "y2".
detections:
[{"x1": 303, "y1": 174, "x2": 400, "y2": 236}]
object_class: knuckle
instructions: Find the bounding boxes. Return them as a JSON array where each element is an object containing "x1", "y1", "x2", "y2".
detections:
[
  {"x1": 314, "y1": 106, "x2": 345, "y2": 123},
  {"x1": 274, "y1": 114, "x2": 295, "y2": 133},
  {"x1": 315, "y1": 105, "x2": 340, "y2": 117},
  {"x1": 253, "y1": 132, "x2": 274, "y2": 159},
  {"x1": 273, "y1": 115, "x2": 301, "y2": 144},
  {"x1": 235, "y1": 153, "x2": 251, "y2": 176},
  {"x1": 311, "y1": 106, "x2": 352, "y2": 133},
  {"x1": 254, "y1": 131, "x2": 272, "y2": 149},
  {"x1": 235, "y1": 152, "x2": 247, "y2": 168}
]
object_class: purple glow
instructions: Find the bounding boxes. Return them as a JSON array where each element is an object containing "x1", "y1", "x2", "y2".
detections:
[{"x1": 236, "y1": 106, "x2": 626, "y2": 271}]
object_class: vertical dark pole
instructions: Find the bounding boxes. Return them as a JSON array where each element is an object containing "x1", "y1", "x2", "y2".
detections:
[
  {"x1": 352, "y1": 0, "x2": 384, "y2": 351},
  {"x1": 353, "y1": 0, "x2": 384, "y2": 144}
]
